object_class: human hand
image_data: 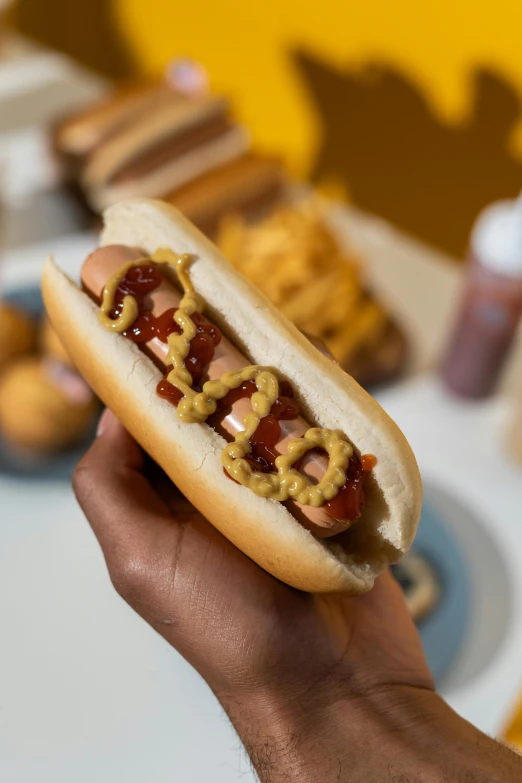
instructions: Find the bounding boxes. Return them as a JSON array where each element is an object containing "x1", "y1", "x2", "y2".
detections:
[
  {"x1": 75, "y1": 414, "x2": 522, "y2": 783},
  {"x1": 73, "y1": 408, "x2": 435, "y2": 775}
]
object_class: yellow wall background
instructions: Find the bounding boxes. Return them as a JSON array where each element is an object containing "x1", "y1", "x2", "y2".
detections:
[
  {"x1": 9, "y1": 0, "x2": 522, "y2": 256},
  {"x1": 116, "y1": 0, "x2": 522, "y2": 172}
]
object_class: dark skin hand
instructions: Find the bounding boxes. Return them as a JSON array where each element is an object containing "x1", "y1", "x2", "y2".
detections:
[{"x1": 74, "y1": 411, "x2": 522, "y2": 782}]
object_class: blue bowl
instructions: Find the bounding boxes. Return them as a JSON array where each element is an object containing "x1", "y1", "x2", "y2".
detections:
[{"x1": 407, "y1": 501, "x2": 472, "y2": 685}]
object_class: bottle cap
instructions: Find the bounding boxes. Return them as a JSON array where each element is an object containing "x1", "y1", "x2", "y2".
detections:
[{"x1": 471, "y1": 193, "x2": 522, "y2": 277}]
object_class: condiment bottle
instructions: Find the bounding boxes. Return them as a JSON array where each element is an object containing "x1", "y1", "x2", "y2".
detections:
[
  {"x1": 506, "y1": 407, "x2": 522, "y2": 463},
  {"x1": 442, "y1": 195, "x2": 522, "y2": 398}
]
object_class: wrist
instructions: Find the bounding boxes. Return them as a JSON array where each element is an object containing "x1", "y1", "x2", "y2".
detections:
[
  {"x1": 222, "y1": 684, "x2": 522, "y2": 783},
  {"x1": 222, "y1": 683, "x2": 441, "y2": 783}
]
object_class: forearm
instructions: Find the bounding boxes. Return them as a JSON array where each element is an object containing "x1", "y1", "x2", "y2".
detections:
[{"x1": 224, "y1": 686, "x2": 522, "y2": 783}]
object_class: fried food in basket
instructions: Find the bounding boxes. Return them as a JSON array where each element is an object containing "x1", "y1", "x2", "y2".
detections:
[
  {"x1": 0, "y1": 357, "x2": 97, "y2": 453},
  {"x1": 0, "y1": 305, "x2": 36, "y2": 374},
  {"x1": 218, "y1": 202, "x2": 408, "y2": 386}
]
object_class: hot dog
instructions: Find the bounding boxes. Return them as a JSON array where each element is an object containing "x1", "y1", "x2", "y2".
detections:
[
  {"x1": 81, "y1": 244, "x2": 366, "y2": 537},
  {"x1": 42, "y1": 199, "x2": 422, "y2": 593}
]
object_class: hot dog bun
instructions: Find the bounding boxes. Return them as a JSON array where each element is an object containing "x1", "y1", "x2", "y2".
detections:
[{"x1": 42, "y1": 199, "x2": 422, "y2": 593}]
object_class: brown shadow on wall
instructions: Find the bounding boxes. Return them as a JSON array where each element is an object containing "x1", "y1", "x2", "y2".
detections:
[
  {"x1": 295, "y1": 51, "x2": 522, "y2": 258},
  {"x1": 11, "y1": 0, "x2": 136, "y2": 80}
]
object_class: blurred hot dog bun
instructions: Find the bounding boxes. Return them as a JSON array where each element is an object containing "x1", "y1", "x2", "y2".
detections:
[
  {"x1": 55, "y1": 83, "x2": 174, "y2": 159},
  {"x1": 43, "y1": 199, "x2": 421, "y2": 594},
  {"x1": 56, "y1": 84, "x2": 249, "y2": 213},
  {"x1": 165, "y1": 153, "x2": 286, "y2": 237}
]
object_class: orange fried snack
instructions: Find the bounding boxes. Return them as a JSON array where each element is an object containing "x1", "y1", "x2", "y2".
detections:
[
  {"x1": 218, "y1": 201, "x2": 391, "y2": 369},
  {"x1": 504, "y1": 698, "x2": 522, "y2": 753}
]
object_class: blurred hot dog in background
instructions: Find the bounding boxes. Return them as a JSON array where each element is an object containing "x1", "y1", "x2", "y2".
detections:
[{"x1": 52, "y1": 62, "x2": 409, "y2": 391}]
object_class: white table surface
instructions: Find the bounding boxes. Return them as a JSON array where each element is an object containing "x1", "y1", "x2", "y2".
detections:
[{"x1": 1, "y1": 223, "x2": 522, "y2": 781}]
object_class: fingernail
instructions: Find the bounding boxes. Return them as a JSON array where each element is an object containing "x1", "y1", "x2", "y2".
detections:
[{"x1": 97, "y1": 408, "x2": 115, "y2": 437}]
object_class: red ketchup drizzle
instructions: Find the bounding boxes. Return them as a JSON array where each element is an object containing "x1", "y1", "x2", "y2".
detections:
[
  {"x1": 113, "y1": 264, "x2": 375, "y2": 524},
  {"x1": 156, "y1": 312, "x2": 222, "y2": 405},
  {"x1": 324, "y1": 456, "x2": 370, "y2": 522},
  {"x1": 215, "y1": 376, "x2": 375, "y2": 523},
  {"x1": 290, "y1": 449, "x2": 375, "y2": 523},
  {"x1": 108, "y1": 263, "x2": 221, "y2": 405},
  {"x1": 214, "y1": 380, "x2": 299, "y2": 474}
]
